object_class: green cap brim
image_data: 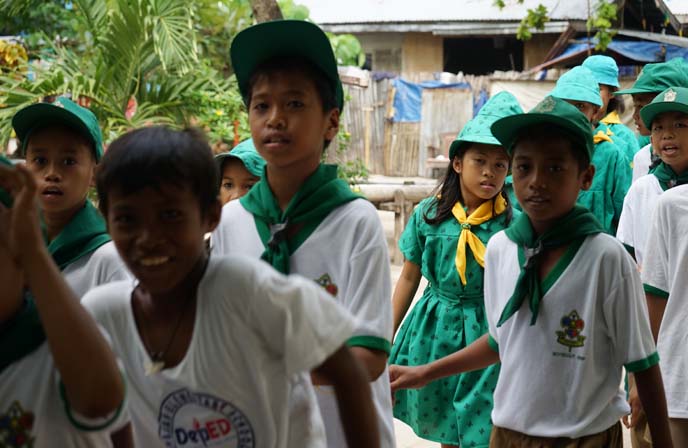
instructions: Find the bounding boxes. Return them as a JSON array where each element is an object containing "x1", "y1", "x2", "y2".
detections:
[
  {"x1": 613, "y1": 87, "x2": 661, "y2": 96},
  {"x1": 491, "y1": 113, "x2": 593, "y2": 159},
  {"x1": 448, "y1": 135, "x2": 501, "y2": 160},
  {"x1": 231, "y1": 20, "x2": 344, "y2": 110},
  {"x1": 12, "y1": 103, "x2": 102, "y2": 160},
  {"x1": 640, "y1": 102, "x2": 688, "y2": 130}
]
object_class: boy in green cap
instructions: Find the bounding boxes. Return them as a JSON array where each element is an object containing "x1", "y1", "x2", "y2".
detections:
[
  {"x1": 388, "y1": 95, "x2": 672, "y2": 447},
  {"x1": 582, "y1": 54, "x2": 640, "y2": 163},
  {"x1": 548, "y1": 65, "x2": 631, "y2": 234},
  {"x1": 0, "y1": 159, "x2": 129, "y2": 446},
  {"x1": 12, "y1": 97, "x2": 130, "y2": 299},
  {"x1": 211, "y1": 20, "x2": 394, "y2": 447},
  {"x1": 215, "y1": 138, "x2": 265, "y2": 205},
  {"x1": 614, "y1": 58, "x2": 688, "y2": 182}
]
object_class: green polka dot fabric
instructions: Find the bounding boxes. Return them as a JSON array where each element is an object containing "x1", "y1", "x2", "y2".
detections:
[{"x1": 391, "y1": 197, "x2": 516, "y2": 447}]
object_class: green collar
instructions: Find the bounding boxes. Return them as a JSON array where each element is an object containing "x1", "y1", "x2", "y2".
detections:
[
  {"x1": 651, "y1": 162, "x2": 688, "y2": 191},
  {"x1": 240, "y1": 164, "x2": 359, "y2": 274},
  {"x1": 497, "y1": 206, "x2": 604, "y2": 327},
  {"x1": 43, "y1": 201, "x2": 111, "y2": 270},
  {"x1": 0, "y1": 293, "x2": 46, "y2": 373}
]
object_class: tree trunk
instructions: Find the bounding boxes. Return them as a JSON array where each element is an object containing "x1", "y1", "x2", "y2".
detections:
[{"x1": 250, "y1": 0, "x2": 283, "y2": 22}]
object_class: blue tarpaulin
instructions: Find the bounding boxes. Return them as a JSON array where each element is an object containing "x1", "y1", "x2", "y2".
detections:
[
  {"x1": 551, "y1": 38, "x2": 688, "y2": 67},
  {"x1": 392, "y1": 78, "x2": 471, "y2": 122}
]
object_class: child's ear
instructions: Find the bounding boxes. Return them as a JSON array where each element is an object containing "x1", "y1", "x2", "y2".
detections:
[
  {"x1": 324, "y1": 108, "x2": 340, "y2": 141},
  {"x1": 452, "y1": 156, "x2": 463, "y2": 174},
  {"x1": 579, "y1": 164, "x2": 595, "y2": 191},
  {"x1": 204, "y1": 198, "x2": 222, "y2": 233}
]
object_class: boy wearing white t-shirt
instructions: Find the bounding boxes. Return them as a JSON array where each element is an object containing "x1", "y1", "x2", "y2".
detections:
[
  {"x1": 389, "y1": 96, "x2": 672, "y2": 447},
  {"x1": 83, "y1": 126, "x2": 380, "y2": 448},
  {"x1": 212, "y1": 20, "x2": 395, "y2": 448},
  {"x1": 12, "y1": 98, "x2": 130, "y2": 298},
  {"x1": 0, "y1": 158, "x2": 127, "y2": 447}
]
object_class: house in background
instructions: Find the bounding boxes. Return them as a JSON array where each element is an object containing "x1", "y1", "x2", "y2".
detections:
[{"x1": 299, "y1": 0, "x2": 687, "y2": 77}]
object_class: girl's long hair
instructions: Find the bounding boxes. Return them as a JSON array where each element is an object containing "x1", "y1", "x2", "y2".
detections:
[{"x1": 423, "y1": 145, "x2": 513, "y2": 225}]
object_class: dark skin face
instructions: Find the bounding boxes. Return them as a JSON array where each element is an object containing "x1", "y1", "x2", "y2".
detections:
[
  {"x1": 452, "y1": 143, "x2": 510, "y2": 214},
  {"x1": 650, "y1": 111, "x2": 688, "y2": 174},
  {"x1": 632, "y1": 93, "x2": 658, "y2": 136},
  {"x1": 219, "y1": 158, "x2": 260, "y2": 205}
]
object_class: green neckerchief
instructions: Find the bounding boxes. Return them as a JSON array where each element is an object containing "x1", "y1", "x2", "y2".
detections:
[
  {"x1": 240, "y1": 164, "x2": 360, "y2": 274},
  {"x1": 44, "y1": 201, "x2": 111, "y2": 270},
  {"x1": 0, "y1": 292, "x2": 46, "y2": 373},
  {"x1": 497, "y1": 205, "x2": 604, "y2": 327},
  {"x1": 650, "y1": 162, "x2": 688, "y2": 191}
]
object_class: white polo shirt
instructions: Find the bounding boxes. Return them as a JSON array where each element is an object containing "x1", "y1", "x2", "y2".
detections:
[
  {"x1": 485, "y1": 231, "x2": 658, "y2": 438},
  {"x1": 63, "y1": 241, "x2": 131, "y2": 299},
  {"x1": 632, "y1": 144, "x2": 652, "y2": 183},
  {"x1": 641, "y1": 184, "x2": 688, "y2": 418}
]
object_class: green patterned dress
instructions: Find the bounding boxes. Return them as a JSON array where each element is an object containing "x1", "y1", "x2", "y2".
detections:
[{"x1": 391, "y1": 197, "x2": 515, "y2": 447}]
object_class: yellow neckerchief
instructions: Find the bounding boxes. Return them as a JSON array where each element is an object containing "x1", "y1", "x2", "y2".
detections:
[
  {"x1": 601, "y1": 111, "x2": 622, "y2": 125},
  {"x1": 452, "y1": 195, "x2": 507, "y2": 285},
  {"x1": 593, "y1": 130, "x2": 613, "y2": 144}
]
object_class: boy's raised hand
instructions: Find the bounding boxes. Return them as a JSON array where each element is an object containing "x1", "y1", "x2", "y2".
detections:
[{"x1": 0, "y1": 163, "x2": 43, "y2": 264}]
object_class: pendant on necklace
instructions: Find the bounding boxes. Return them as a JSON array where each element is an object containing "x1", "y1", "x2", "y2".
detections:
[{"x1": 145, "y1": 355, "x2": 165, "y2": 376}]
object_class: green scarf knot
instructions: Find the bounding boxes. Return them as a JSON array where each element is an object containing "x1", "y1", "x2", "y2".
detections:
[
  {"x1": 651, "y1": 162, "x2": 688, "y2": 191},
  {"x1": 497, "y1": 206, "x2": 604, "y2": 327},
  {"x1": 240, "y1": 164, "x2": 360, "y2": 274}
]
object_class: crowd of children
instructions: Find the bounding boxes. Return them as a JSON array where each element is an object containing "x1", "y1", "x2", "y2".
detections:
[{"x1": 0, "y1": 17, "x2": 687, "y2": 448}]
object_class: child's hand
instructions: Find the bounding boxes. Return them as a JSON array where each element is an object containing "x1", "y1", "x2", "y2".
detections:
[
  {"x1": 0, "y1": 163, "x2": 43, "y2": 265},
  {"x1": 622, "y1": 383, "x2": 642, "y2": 428},
  {"x1": 389, "y1": 364, "x2": 430, "y2": 394}
]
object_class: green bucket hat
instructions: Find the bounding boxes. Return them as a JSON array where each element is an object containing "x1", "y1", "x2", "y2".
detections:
[
  {"x1": 491, "y1": 96, "x2": 594, "y2": 161},
  {"x1": 230, "y1": 20, "x2": 344, "y2": 110},
  {"x1": 449, "y1": 91, "x2": 523, "y2": 159},
  {"x1": 0, "y1": 155, "x2": 13, "y2": 208},
  {"x1": 615, "y1": 58, "x2": 688, "y2": 96},
  {"x1": 549, "y1": 66, "x2": 602, "y2": 107},
  {"x1": 215, "y1": 138, "x2": 266, "y2": 178},
  {"x1": 640, "y1": 87, "x2": 688, "y2": 129},
  {"x1": 582, "y1": 55, "x2": 620, "y2": 88},
  {"x1": 12, "y1": 97, "x2": 104, "y2": 162}
]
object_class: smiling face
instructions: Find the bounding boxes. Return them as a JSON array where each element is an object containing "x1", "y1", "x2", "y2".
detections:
[
  {"x1": 248, "y1": 68, "x2": 339, "y2": 177},
  {"x1": 632, "y1": 93, "x2": 657, "y2": 136},
  {"x1": 219, "y1": 158, "x2": 260, "y2": 205},
  {"x1": 650, "y1": 111, "x2": 688, "y2": 174},
  {"x1": 105, "y1": 183, "x2": 220, "y2": 296},
  {"x1": 453, "y1": 143, "x2": 510, "y2": 211},
  {"x1": 512, "y1": 134, "x2": 594, "y2": 235},
  {"x1": 25, "y1": 126, "x2": 95, "y2": 216}
]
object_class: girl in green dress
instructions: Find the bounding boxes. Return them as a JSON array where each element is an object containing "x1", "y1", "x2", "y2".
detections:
[{"x1": 390, "y1": 92, "x2": 522, "y2": 448}]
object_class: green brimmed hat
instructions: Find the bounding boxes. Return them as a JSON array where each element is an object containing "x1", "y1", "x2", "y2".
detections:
[
  {"x1": 449, "y1": 91, "x2": 523, "y2": 159},
  {"x1": 215, "y1": 138, "x2": 266, "y2": 178},
  {"x1": 615, "y1": 58, "x2": 688, "y2": 96},
  {"x1": 582, "y1": 55, "x2": 620, "y2": 88},
  {"x1": 549, "y1": 66, "x2": 602, "y2": 107},
  {"x1": 0, "y1": 155, "x2": 13, "y2": 207},
  {"x1": 230, "y1": 20, "x2": 344, "y2": 110},
  {"x1": 640, "y1": 87, "x2": 688, "y2": 129},
  {"x1": 12, "y1": 97, "x2": 104, "y2": 161},
  {"x1": 491, "y1": 95, "x2": 594, "y2": 161}
]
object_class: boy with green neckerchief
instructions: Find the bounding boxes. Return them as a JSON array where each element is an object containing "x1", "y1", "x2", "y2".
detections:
[
  {"x1": 389, "y1": 96, "x2": 672, "y2": 447},
  {"x1": 12, "y1": 97, "x2": 130, "y2": 299},
  {"x1": 211, "y1": 20, "x2": 394, "y2": 447}
]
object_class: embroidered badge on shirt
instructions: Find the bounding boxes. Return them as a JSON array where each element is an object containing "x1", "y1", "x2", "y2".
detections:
[
  {"x1": 0, "y1": 401, "x2": 35, "y2": 447},
  {"x1": 556, "y1": 310, "x2": 586, "y2": 352},
  {"x1": 315, "y1": 273, "x2": 338, "y2": 297}
]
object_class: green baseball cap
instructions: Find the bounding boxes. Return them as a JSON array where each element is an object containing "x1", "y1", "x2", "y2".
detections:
[
  {"x1": 491, "y1": 96, "x2": 594, "y2": 161},
  {"x1": 0, "y1": 155, "x2": 13, "y2": 208},
  {"x1": 230, "y1": 20, "x2": 344, "y2": 110},
  {"x1": 582, "y1": 55, "x2": 620, "y2": 88},
  {"x1": 549, "y1": 66, "x2": 602, "y2": 107},
  {"x1": 449, "y1": 91, "x2": 523, "y2": 159},
  {"x1": 615, "y1": 58, "x2": 688, "y2": 96},
  {"x1": 12, "y1": 97, "x2": 104, "y2": 161},
  {"x1": 215, "y1": 138, "x2": 266, "y2": 178},
  {"x1": 640, "y1": 87, "x2": 688, "y2": 129}
]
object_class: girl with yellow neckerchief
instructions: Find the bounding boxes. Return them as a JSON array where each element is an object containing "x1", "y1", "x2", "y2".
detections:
[{"x1": 390, "y1": 91, "x2": 521, "y2": 448}]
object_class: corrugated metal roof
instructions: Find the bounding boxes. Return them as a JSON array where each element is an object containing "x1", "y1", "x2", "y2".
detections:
[{"x1": 297, "y1": 0, "x2": 593, "y2": 24}]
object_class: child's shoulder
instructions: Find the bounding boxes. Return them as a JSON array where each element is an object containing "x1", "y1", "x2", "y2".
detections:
[
  {"x1": 581, "y1": 233, "x2": 636, "y2": 273},
  {"x1": 628, "y1": 172, "x2": 661, "y2": 195},
  {"x1": 81, "y1": 280, "x2": 134, "y2": 318}
]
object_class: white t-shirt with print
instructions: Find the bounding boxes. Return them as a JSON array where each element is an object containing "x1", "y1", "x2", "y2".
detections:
[
  {"x1": 632, "y1": 143, "x2": 652, "y2": 183},
  {"x1": 63, "y1": 241, "x2": 131, "y2": 299},
  {"x1": 641, "y1": 184, "x2": 688, "y2": 418},
  {"x1": 616, "y1": 174, "x2": 664, "y2": 267},
  {"x1": 485, "y1": 232, "x2": 658, "y2": 438},
  {"x1": 0, "y1": 343, "x2": 123, "y2": 448},
  {"x1": 83, "y1": 255, "x2": 356, "y2": 448},
  {"x1": 212, "y1": 198, "x2": 395, "y2": 448}
]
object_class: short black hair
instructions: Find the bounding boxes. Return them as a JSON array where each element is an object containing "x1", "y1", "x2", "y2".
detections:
[
  {"x1": 513, "y1": 124, "x2": 591, "y2": 172},
  {"x1": 245, "y1": 56, "x2": 339, "y2": 150},
  {"x1": 96, "y1": 126, "x2": 218, "y2": 216}
]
